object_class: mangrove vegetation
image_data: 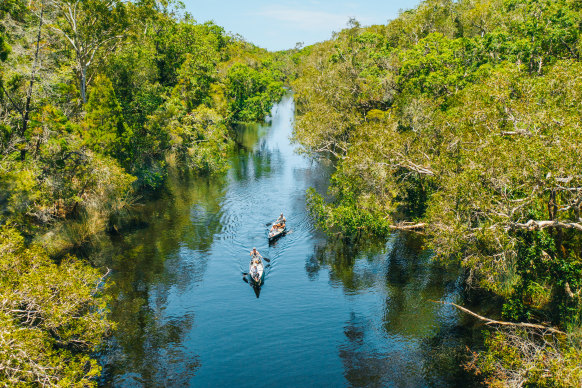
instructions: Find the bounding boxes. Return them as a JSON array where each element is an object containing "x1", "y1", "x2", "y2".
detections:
[
  {"x1": 292, "y1": 0, "x2": 582, "y2": 386},
  {"x1": 2, "y1": 0, "x2": 582, "y2": 385},
  {"x1": 0, "y1": 0, "x2": 284, "y2": 384}
]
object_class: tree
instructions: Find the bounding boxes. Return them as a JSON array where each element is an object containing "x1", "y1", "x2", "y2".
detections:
[
  {"x1": 292, "y1": 2, "x2": 582, "y2": 384},
  {"x1": 0, "y1": 1, "x2": 46, "y2": 160},
  {"x1": 51, "y1": 0, "x2": 128, "y2": 103},
  {"x1": 226, "y1": 63, "x2": 284, "y2": 122},
  {"x1": 0, "y1": 34, "x2": 9, "y2": 62},
  {"x1": 0, "y1": 226, "x2": 112, "y2": 386},
  {"x1": 83, "y1": 74, "x2": 129, "y2": 159}
]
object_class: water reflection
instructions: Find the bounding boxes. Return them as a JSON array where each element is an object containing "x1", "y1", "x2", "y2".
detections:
[
  {"x1": 94, "y1": 94, "x2": 481, "y2": 387},
  {"x1": 306, "y1": 232, "x2": 479, "y2": 386},
  {"x1": 306, "y1": 235, "x2": 389, "y2": 293},
  {"x1": 97, "y1": 170, "x2": 228, "y2": 386},
  {"x1": 231, "y1": 122, "x2": 274, "y2": 183}
]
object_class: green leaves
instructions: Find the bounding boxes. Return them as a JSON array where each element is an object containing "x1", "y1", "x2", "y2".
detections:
[
  {"x1": 290, "y1": 3, "x2": 582, "y2": 384},
  {"x1": 0, "y1": 33, "x2": 9, "y2": 62},
  {"x1": 225, "y1": 63, "x2": 284, "y2": 122},
  {"x1": 0, "y1": 226, "x2": 112, "y2": 386},
  {"x1": 83, "y1": 75, "x2": 129, "y2": 159},
  {"x1": 0, "y1": 1, "x2": 288, "y2": 385},
  {"x1": 398, "y1": 33, "x2": 481, "y2": 97},
  {"x1": 293, "y1": 4, "x2": 582, "y2": 375}
]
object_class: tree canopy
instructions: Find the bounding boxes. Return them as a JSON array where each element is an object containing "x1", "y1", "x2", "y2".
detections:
[
  {"x1": 0, "y1": 0, "x2": 285, "y2": 384},
  {"x1": 291, "y1": 0, "x2": 582, "y2": 385}
]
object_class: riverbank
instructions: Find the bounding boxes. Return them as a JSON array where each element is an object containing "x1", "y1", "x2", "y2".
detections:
[
  {"x1": 0, "y1": 2, "x2": 285, "y2": 384},
  {"x1": 290, "y1": 1, "x2": 582, "y2": 385}
]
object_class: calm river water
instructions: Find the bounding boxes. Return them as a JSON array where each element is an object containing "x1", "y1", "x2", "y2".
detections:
[{"x1": 96, "y1": 94, "x2": 482, "y2": 387}]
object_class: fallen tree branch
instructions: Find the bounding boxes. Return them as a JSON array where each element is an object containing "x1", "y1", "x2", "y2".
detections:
[
  {"x1": 500, "y1": 129, "x2": 532, "y2": 136},
  {"x1": 430, "y1": 300, "x2": 565, "y2": 335},
  {"x1": 389, "y1": 222, "x2": 426, "y2": 230},
  {"x1": 92, "y1": 267, "x2": 111, "y2": 296},
  {"x1": 509, "y1": 220, "x2": 582, "y2": 232}
]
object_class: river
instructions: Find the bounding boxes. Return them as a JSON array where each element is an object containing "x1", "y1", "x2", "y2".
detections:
[{"x1": 95, "y1": 94, "x2": 481, "y2": 387}]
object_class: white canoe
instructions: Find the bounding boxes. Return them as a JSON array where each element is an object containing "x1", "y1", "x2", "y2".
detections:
[{"x1": 248, "y1": 257, "x2": 264, "y2": 285}]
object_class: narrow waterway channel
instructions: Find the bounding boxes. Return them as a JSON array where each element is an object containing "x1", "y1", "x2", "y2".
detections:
[{"x1": 96, "y1": 94, "x2": 481, "y2": 387}]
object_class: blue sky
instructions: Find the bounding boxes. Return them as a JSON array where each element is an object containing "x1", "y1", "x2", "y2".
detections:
[{"x1": 182, "y1": 0, "x2": 422, "y2": 51}]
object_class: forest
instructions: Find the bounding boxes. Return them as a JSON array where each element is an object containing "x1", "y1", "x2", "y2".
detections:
[
  {"x1": 0, "y1": 0, "x2": 284, "y2": 384},
  {"x1": 292, "y1": 0, "x2": 582, "y2": 386},
  {"x1": 2, "y1": 0, "x2": 582, "y2": 386}
]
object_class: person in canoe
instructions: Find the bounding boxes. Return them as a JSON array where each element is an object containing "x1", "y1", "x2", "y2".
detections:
[
  {"x1": 270, "y1": 222, "x2": 284, "y2": 232},
  {"x1": 249, "y1": 248, "x2": 263, "y2": 282},
  {"x1": 276, "y1": 213, "x2": 286, "y2": 225},
  {"x1": 270, "y1": 213, "x2": 286, "y2": 232},
  {"x1": 250, "y1": 247, "x2": 262, "y2": 261}
]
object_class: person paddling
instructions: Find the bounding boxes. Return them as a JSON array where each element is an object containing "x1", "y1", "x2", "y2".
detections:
[
  {"x1": 250, "y1": 247, "x2": 261, "y2": 262},
  {"x1": 270, "y1": 222, "x2": 284, "y2": 232},
  {"x1": 270, "y1": 213, "x2": 286, "y2": 232},
  {"x1": 249, "y1": 247, "x2": 262, "y2": 281},
  {"x1": 276, "y1": 212, "x2": 286, "y2": 225}
]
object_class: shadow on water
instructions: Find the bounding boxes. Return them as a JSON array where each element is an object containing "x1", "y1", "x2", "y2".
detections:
[
  {"x1": 242, "y1": 270, "x2": 263, "y2": 299},
  {"x1": 305, "y1": 232, "x2": 482, "y2": 387},
  {"x1": 242, "y1": 280, "x2": 262, "y2": 299},
  {"x1": 95, "y1": 170, "x2": 228, "y2": 386}
]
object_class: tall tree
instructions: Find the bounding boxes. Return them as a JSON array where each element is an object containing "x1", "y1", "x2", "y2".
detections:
[
  {"x1": 51, "y1": 0, "x2": 127, "y2": 103},
  {"x1": 83, "y1": 74, "x2": 128, "y2": 158},
  {"x1": 0, "y1": 1, "x2": 46, "y2": 160}
]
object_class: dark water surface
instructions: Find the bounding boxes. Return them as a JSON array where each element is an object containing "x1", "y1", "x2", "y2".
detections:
[{"x1": 97, "y1": 94, "x2": 481, "y2": 387}]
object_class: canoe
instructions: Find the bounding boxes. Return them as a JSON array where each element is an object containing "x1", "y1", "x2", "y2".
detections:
[
  {"x1": 248, "y1": 256, "x2": 264, "y2": 286},
  {"x1": 268, "y1": 222, "x2": 287, "y2": 241}
]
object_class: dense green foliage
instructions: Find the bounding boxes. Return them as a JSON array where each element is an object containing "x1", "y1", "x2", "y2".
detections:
[
  {"x1": 0, "y1": 0, "x2": 284, "y2": 384},
  {"x1": 0, "y1": 225, "x2": 112, "y2": 385},
  {"x1": 226, "y1": 63, "x2": 284, "y2": 122},
  {"x1": 4, "y1": 0, "x2": 582, "y2": 384},
  {"x1": 292, "y1": 0, "x2": 582, "y2": 385}
]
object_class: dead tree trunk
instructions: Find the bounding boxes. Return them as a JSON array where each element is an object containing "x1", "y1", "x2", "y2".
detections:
[{"x1": 20, "y1": 1, "x2": 45, "y2": 160}]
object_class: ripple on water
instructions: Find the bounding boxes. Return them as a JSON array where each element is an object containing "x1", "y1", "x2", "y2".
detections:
[{"x1": 100, "y1": 94, "x2": 479, "y2": 388}]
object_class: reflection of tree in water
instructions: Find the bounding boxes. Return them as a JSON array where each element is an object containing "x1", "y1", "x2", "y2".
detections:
[
  {"x1": 230, "y1": 148, "x2": 273, "y2": 183},
  {"x1": 230, "y1": 122, "x2": 275, "y2": 182},
  {"x1": 339, "y1": 312, "x2": 481, "y2": 387},
  {"x1": 380, "y1": 234, "x2": 482, "y2": 385},
  {"x1": 382, "y1": 233, "x2": 460, "y2": 337},
  {"x1": 306, "y1": 232, "x2": 481, "y2": 386},
  {"x1": 305, "y1": 235, "x2": 387, "y2": 292},
  {"x1": 233, "y1": 121, "x2": 264, "y2": 151},
  {"x1": 101, "y1": 307, "x2": 199, "y2": 387},
  {"x1": 419, "y1": 323, "x2": 484, "y2": 387},
  {"x1": 94, "y1": 169, "x2": 228, "y2": 385},
  {"x1": 340, "y1": 312, "x2": 426, "y2": 387}
]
